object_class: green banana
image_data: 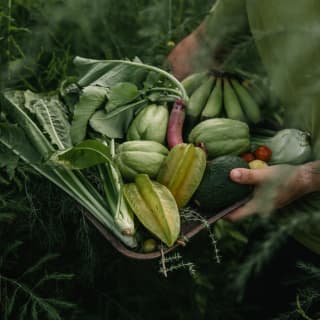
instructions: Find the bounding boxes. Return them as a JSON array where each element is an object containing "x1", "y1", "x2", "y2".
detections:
[
  {"x1": 185, "y1": 75, "x2": 214, "y2": 130},
  {"x1": 223, "y1": 78, "x2": 247, "y2": 122},
  {"x1": 201, "y1": 77, "x2": 223, "y2": 119},
  {"x1": 241, "y1": 79, "x2": 267, "y2": 107},
  {"x1": 181, "y1": 71, "x2": 208, "y2": 96},
  {"x1": 231, "y1": 79, "x2": 262, "y2": 124}
]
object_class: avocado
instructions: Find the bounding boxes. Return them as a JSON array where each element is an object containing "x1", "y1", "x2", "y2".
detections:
[{"x1": 193, "y1": 156, "x2": 252, "y2": 213}]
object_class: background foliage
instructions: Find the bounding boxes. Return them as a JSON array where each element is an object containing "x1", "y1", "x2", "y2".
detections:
[{"x1": 0, "y1": 0, "x2": 319, "y2": 319}]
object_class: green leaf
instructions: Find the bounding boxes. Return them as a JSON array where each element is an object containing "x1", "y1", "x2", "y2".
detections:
[
  {"x1": 0, "y1": 123, "x2": 43, "y2": 165},
  {"x1": 70, "y1": 86, "x2": 107, "y2": 145},
  {"x1": 19, "y1": 300, "x2": 29, "y2": 320},
  {"x1": 0, "y1": 123, "x2": 67, "y2": 198},
  {"x1": 50, "y1": 139, "x2": 112, "y2": 170},
  {"x1": 92, "y1": 63, "x2": 139, "y2": 88},
  {"x1": 105, "y1": 82, "x2": 140, "y2": 112},
  {"x1": 90, "y1": 99, "x2": 147, "y2": 139},
  {"x1": 7, "y1": 286, "x2": 19, "y2": 316},
  {"x1": 1, "y1": 90, "x2": 54, "y2": 157},
  {"x1": 31, "y1": 302, "x2": 39, "y2": 320},
  {"x1": 0, "y1": 212, "x2": 16, "y2": 223},
  {"x1": 0, "y1": 144, "x2": 19, "y2": 178},
  {"x1": 37, "y1": 300, "x2": 61, "y2": 320},
  {"x1": 74, "y1": 57, "x2": 140, "y2": 88},
  {"x1": 227, "y1": 229, "x2": 248, "y2": 244},
  {"x1": 21, "y1": 254, "x2": 60, "y2": 278},
  {"x1": 143, "y1": 71, "x2": 161, "y2": 89},
  {"x1": 43, "y1": 298, "x2": 75, "y2": 310},
  {"x1": 23, "y1": 90, "x2": 72, "y2": 150},
  {"x1": 1, "y1": 91, "x2": 137, "y2": 248},
  {"x1": 73, "y1": 56, "x2": 116, "y2": 87}
]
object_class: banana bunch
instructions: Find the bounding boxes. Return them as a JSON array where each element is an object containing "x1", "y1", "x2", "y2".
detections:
[{"x1": 182, "y1": 71, "x2": 263, "y2": 129}]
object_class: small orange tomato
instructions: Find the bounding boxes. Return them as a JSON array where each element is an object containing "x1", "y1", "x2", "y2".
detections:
[
  {"x1": 241, "y1": 152, "x2": 256, "y2": 163},
  {"x1": 254, "y1": 146, "x2": 272, "y2": 162}
]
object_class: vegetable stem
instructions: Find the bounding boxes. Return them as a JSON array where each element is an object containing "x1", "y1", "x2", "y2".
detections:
[{"x1": 98, "y1": 60, "x2": 189, "y2": 102}]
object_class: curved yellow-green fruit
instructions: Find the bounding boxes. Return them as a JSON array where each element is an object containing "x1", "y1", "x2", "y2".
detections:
[
  {"x1": 157, "y1": 143, "x2": 207, "y2": 208},
  {"x1": 123, "y1": 174, "x2": 180, "y2": 247},
  {"x1": 181, "y1": 71, "x2": 208, "y2": 96},
  {"x1": 223, "y1": 78, "x2": 247, "y2": 122},
  {"x1": 186, "y1": 76, "x2": 215, "y2": 127},
  {"x1": 201, "y1": 77, "x2": 223, "y2": 119},
  {"x1": 230, "y1": 79, "x2": 262, "y2": 124}
]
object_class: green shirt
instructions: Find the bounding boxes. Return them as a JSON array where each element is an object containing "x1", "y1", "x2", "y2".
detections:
[{"x1": 205, "y1": 0, "x2": 320, "y2": 254}]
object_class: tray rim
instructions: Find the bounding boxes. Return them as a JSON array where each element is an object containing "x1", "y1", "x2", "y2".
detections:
[{"x1": 83, "y1": 197, "x2": 251, "y2": 260}]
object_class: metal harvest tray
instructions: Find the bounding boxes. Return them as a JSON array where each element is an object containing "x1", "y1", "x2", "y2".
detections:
[{"x1": 83, "y1": 197, "x2": 250, "y2": 260}]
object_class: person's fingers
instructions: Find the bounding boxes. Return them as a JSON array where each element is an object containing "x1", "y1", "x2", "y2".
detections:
[
  {"x1": 230, "y1": 168, "x2": 271, "y2": 185},
  {"x1": 224, "y1": 199, "x2": 257, "y2": 221}
]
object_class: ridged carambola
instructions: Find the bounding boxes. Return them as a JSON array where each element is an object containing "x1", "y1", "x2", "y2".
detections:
[
  {"x1": 157, "y1": 143, "x2": 206, "y2": 208},
  {"x1": 124, "y1": 174, "x2": 180, "y2": 247}
]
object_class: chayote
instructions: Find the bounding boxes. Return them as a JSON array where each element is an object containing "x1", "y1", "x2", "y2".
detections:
[
  {"x1": 115, "y1": 140, "x2": 168, "y2": 181},
  {"x1": 126, "y1": 104, "x2": 169, "y2": 144}
]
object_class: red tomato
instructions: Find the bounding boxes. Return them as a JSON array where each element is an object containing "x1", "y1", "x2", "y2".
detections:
[
  {"x1": 241, "y1": 152, "x2": 255, "y2": 162},
  {"x1": 254, "y1": 146, "x2": 272, "y2": 162}
]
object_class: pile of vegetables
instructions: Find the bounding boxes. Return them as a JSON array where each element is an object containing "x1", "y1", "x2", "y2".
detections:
[{"x1": 0, "y1": 57, "x2": 313, "y2": 253}]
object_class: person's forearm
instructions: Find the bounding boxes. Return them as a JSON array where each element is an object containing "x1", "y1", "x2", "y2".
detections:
[{"x1": 202, "y1": 0, "x2": 249, "y2": 55}]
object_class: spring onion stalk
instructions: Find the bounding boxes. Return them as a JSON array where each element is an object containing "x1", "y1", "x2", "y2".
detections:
[{"x1": 100, "y1": 139, "x2": 135, "y2": 236}]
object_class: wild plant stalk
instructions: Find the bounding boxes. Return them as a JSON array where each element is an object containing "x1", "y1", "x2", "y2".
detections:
[
  {"x1": 0, "y1": 252, "x2": 75, "y2": 320},
  {"x1": 159, "y1": 252, "x2": 196, "y2": 277},
  {"x1": 180, "y1": 207, "x2": 221, "y2": 263}
]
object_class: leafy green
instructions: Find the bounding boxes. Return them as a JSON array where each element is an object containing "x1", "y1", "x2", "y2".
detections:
[
  {"x1": 74, "y1": 57, "x2": 139, "y2": 88},
  {"x1": 70, "y1": 86, "x2": 107, "y2": 145},
  {"x1": 0, "y1": 123, "x2": 44, "y2": 166},
  {"x1": 23, "y1": 91, "x2": 72, "y2": 150},
  {"x1": 73, "y1": 57, "x2": 116, "y2": 87},
  {"x1": 90, "y1": 99, "x2": 148, "y2": 139},
  {"x1": 1, "y1": 90, "x2": 57, "y2": 157},
  {"x1": 0, "y1": 144, "x2": 19, "y2": 178},
  {"x1": 143, "y1": 71, "x2": 162, "y2": 89},
  {"x1": 105, "y1": 82, "x2": 140, "y2": 112},
  {"x1": 0, "y1": 90, "x2": 137, "y2": 248},
  {"x1": 73, "y1": 57, "x2": 188, "y2": 101},
  {"x1": 50, "y1": 140, "x2": 112, "y2": 170}
]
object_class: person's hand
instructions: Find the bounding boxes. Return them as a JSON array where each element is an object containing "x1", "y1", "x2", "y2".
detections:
[{"x1": 226, "y1": 164, "x2": 314, "y2": 221}]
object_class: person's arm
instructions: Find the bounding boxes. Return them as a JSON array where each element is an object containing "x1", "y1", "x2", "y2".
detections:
[
  {"x1": 167, "y1": 0, "x2": 249, "y2": 80},
  {"x1": 226, "y1": 161, "x2": 320, "y2": 221}
]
